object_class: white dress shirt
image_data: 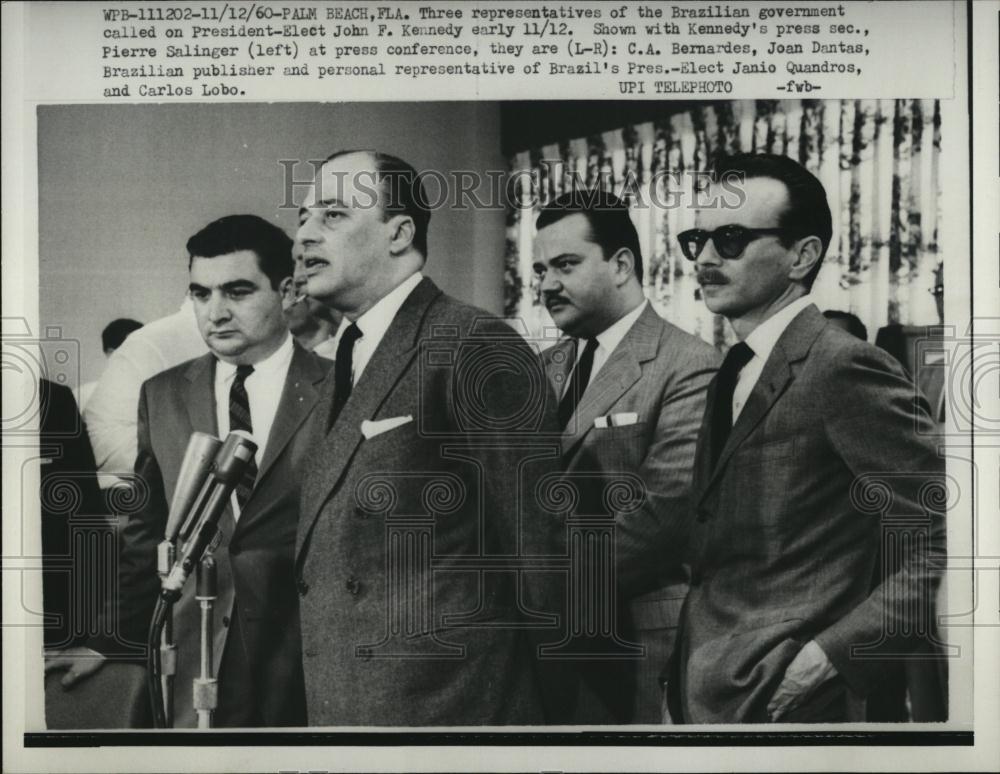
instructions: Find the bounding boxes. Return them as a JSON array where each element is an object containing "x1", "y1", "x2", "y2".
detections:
[
  {"x1": 84, "y1": 298, "x2": 208, "y2": 487},
  {"x1": 732, "y1": 295, "x2": 815, "y2": 423},
  {"x1": 311, "y1": 335, "x2": 339, "y2": 361},
  {"x1": 564, "y1": 300, "x2": 648, "y2": 396},
  {"x1": 213, "y1": 333, "x2": 294, "y2": 519},
  {"x1": 335, "y1": 271, "x2": 423, "y2": 386}
]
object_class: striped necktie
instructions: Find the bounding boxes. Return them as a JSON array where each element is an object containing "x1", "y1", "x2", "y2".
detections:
[{"x1": 229, "y1": 363, "x2": 257, "y2": 512}]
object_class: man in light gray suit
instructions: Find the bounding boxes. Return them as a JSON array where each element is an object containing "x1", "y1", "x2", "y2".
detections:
[
  {"x1": 669, "y1": 153, "x2": 945, "y2": 723},
  {"x1": 295, "y1": 150, "x2": 562, "y2": 725},
  {"x1": 534, "y1": 191, "x2": 720, "y2": 723}
]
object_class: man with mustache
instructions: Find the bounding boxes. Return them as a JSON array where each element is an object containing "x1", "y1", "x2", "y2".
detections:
[
  {"x1": 534, "y1": 190, "x2": 719, "y2": 723},
  {"x1": 294, "y1": 150, "x2": 561, "y2": 725},
  {"x1": 669, "y1": 153, "x2": 945, "y2": 723}
]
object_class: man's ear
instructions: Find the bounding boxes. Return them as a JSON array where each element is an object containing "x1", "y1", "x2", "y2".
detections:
[
  {"x1": 787, "y1": 236, "x2": 823, "y2": 283},
  {"x1": 609, "y1": 247, "x2": 637, "y2": 286},
  {"x1": 279, "y1": 276, "x2": 295, "y2": 307},
  {"x1": 387, "y1": 214, "x2": 416, "y2": 256}
]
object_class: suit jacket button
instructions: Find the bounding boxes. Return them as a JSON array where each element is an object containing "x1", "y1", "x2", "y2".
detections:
[
  {"x1": 297, "y1": 579, "x2": 310, "y2": 597},
  {"x1": 222, "y1": 616, "x2": 230, "y2": 627},
  {"x1": 345, "y1": 577, "x2": 361, "y2": 595}
]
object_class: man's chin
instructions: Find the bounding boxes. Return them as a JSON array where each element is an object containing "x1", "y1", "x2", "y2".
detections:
[
  {"x1": 546, "y1": 307, "x2": 576, "y2": 332},
  {"x1": 208, "y1": 341, "x2": 247, "y2": 360}
]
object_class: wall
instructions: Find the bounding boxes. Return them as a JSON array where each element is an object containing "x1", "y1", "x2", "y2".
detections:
[{"x1": 37, "y1": 102, "x2": 505, "y2": 384}]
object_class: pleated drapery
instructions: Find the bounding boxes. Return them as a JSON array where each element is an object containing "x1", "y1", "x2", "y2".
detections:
[{"x1": 505, "y1": 100, "x2": 943, "y2": 349}]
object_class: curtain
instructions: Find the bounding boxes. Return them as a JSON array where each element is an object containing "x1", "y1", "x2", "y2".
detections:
[{"x1": 505, "y1": 99, "x2": 943, "y2": 348}]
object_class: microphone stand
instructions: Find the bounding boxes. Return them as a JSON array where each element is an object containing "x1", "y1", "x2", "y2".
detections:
[
  {"x1": 155, "y1": 540, "x2": 177, "y2": 727},
  {"x1": 193, "y1": 554, "x2": 218, "y2": 729}
]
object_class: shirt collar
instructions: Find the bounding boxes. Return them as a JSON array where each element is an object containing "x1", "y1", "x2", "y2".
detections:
[
  {"x1": 352, "y1": 271, "x2": 423, "y2": 345},
  {"x1": 215, "y1": 332, "x2": 293, "y2": 383},
  {"x1": 743, "y1": 295, "x2": 815, "y2": 364},
  {"x1": 593, "y1": 299, "x2": 648, "y2": 355}
]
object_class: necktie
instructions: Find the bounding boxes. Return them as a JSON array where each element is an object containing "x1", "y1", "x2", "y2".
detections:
[
  {"x1": 229, "y1": 364, "x2": 257, "y2": 512},
  {"x1": 329, "y1": 322, "x2": 362, "y2": 428},
  {"x1": 709, "y1": 341, "x2": 755, "y2": 468},
  {"x1": 558, "y1": 337, "x2": 599, "y2": 429}
]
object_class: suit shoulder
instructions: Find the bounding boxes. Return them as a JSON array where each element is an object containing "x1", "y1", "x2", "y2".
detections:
[
  {"x1": 142, "y1": 354, "x2": 208, "y2": 395},
  {"x1": 804, "y1": 327, "x2": 917, "y2": 412},
  {"x1": 427, "y1": 293, "x2": 523, "y2": 340},
  {"x1": 812, "y1": 325, "x2": 905, "y2": 377},
  {"x1": 657, "y1": 317, "x2": 722, "y2": 368}
]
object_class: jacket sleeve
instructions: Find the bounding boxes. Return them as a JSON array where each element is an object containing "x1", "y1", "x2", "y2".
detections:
[
  {"x1": 89, "y1": 381, "x2": 167, "y2": 658},
  {"x1": 813, "y1": 344, "x2": 947, "y2": 695},
  {"x1": 614, "y1": 345, "x2": 720, "y2": 593}
]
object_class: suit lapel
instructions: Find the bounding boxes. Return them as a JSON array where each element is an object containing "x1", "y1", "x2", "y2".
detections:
[
  {"x1": 254, "y1": 345, "x2": 326, "y2": 483},
  {"x1": 235, "y1": 346, "x2": 327, "y2": 535},
  {"x1": 183, "y1": 354, "x2": 218, "y2": 436},
  {"x1": 296, "y1": 277, "x2": 442, "y2": 561},
  {"x1": 698, "y1": 305, "x2": 828, "y2": 502},
  {"x1": 562, "y1": 304, "x2": 660, "y2": 457}
]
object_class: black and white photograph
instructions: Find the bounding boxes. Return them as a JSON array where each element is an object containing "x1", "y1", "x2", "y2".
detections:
[{"x1": 2, "y1": 2, "x2": 997, "y2": 773}]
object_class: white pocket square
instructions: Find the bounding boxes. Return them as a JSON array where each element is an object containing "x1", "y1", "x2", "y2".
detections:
[
  {"x1": 594, "y1": 412, "x2": 639, "y2": 428},
  {"x1": 361, "y1": 415, "x2": 413, "y2": 440}
]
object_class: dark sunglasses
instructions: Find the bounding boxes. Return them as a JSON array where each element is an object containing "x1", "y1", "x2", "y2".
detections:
[{"x1": 677, "y1": 225, "x2": 790, "y2": 261}]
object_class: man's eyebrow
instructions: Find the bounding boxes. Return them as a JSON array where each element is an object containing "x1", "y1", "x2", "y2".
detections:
[
  {"x1": 300, "y1": 196, "x2": 347, "y2": 214},
  {"x1": 220, "y1": 279, "x2": 258, "y2": 291},
  {"x1": 188, "y1": 280, "x2": 258, "y2": 292}
]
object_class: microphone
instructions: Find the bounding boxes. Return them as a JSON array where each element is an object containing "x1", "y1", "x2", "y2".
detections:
[
  {"x1": 160, "y1": 431, "x2": 257, "y2": 601},
  {"x1": 158, "y1": 432, "x2": 222, "y2": 579},
  {"x1": 165, "y1": 432, "x2": 222, "y2": 544}
]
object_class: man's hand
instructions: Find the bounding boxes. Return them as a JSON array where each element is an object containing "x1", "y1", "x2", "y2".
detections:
[
  {"x1": 44, "y1": 646, "x2": 106, "y2": 689},
  {"x1": 766, "y1": 640, "x2": 837, "y2": 721}
]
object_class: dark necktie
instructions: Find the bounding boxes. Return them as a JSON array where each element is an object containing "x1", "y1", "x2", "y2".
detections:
[
  {"x1": 229, "y1": 363, "x2": 257, "y2": 512},
  {"x1": 709, "y1": 341, "x2": 755, "y2": 468},
  {"x1": 558, "y1": 337, "x2": 599, "y2": 429},
  {"x1": 329, "y1": 322, "x2": 363, "y2": 429}
]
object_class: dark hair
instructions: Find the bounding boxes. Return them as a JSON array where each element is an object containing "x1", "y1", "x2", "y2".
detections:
[
  {"x1": 710, "y1": 153, "x2": 832, "y2": 290},
  {"x1": 823, "y1": 309, "x2": 868, "y2": 341},
  {"x1": 535, "y1": 189, "x2": 644, "y2": 283},
  {"x1": 323, "y1": 150, "x2": 431, "y2": 258},
  {"x1": 186, "y1": 214, "x2": 293, "y2": 290},
  {"x1": 101, "y1": 318, "x2": 143, "y2": 351}
]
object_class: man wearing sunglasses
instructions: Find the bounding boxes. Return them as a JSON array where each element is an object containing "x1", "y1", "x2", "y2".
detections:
[
  {"x1": 667, "y1": 154, "x2": 945, "y2": 724},
  {"x1": 534, "y1": 190, "x2": 720, "y2": 723}
]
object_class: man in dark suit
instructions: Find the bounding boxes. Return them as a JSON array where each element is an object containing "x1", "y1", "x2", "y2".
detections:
[
  {"x1": 46, "y1": 214, "x2": 331, "y2": 727},
  {"x1": 668, "y1": 153, "x2": 945, "y2": 723},
  {"x1": 38, "y1": 379, "x2": 105, "y2": 649},
  {"x1": 533, "y1": 191, "x2": 719, "y2": 723},
  {"x1": 295, "y1": 150, "x2": 561, "y2": 725}
]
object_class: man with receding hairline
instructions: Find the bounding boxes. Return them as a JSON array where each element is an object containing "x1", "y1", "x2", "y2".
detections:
[
  {"x1": 668, "y1": 153, "x2": 945, "y2": 724},
  {"x1": 295, "y1": 150, "x2": 561, "y2": 725}
]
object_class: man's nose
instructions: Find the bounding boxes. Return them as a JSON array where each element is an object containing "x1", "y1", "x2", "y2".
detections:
[
  {"x1": 206, "y1": 293, "x2": 231, "y2": 322},
  {"x1": 539, "y1": 271, "x2": 561, "y2": 295},
  {"x1": 297, "y1": 212, "x2": 322, "y2": 245},
  {"x1": 694, "y1": 238, "x2": 722, "y2": 268}
]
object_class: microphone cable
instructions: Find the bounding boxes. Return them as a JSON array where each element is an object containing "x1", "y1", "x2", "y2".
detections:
[{"x1": 147, "y1": 596, "x2": 171, "y2": 729}]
